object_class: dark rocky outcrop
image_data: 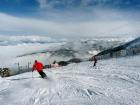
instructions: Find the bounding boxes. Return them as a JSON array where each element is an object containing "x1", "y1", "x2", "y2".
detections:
[{"x1": 68, "y1": 58, "x2": 82, "y2": 63}]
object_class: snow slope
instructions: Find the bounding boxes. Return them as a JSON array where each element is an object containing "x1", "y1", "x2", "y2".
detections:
[{"x1": 0, "y1": 55, "x2": 140, "y2": 105}]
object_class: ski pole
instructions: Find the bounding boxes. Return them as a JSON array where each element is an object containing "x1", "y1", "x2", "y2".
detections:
[{"x1": 32, "y1": 71, "x2": 33, "y2": 78}]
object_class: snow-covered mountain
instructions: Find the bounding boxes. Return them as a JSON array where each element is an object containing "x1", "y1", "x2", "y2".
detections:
[
  {"x1": 0, "y1": 55, "x2": 140, "y2": 105},
  {"x1": 17, "y1": 37, "x2": 128, "y2": 62},
  {"x1": 96, "y1": 37, "x2": 140, "y2": 59}
]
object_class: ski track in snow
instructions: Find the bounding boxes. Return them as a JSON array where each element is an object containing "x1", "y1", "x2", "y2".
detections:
[{"x1": 0, "y1": 56, "x2": 140, "y2": 105}]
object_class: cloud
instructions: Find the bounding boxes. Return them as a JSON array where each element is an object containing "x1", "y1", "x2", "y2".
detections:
[
  {"x1": 36, "y1": 0, "x2": 140, "y2": 10},
  {"x1": 37, "y1": 0, "x2": 48, "y2": 9},
  {"x1": 0, "y1": 9, "x2": 139, "y2": 39}
]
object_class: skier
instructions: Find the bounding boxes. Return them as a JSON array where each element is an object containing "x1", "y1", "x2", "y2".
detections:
[
  {"x1": 92, "y1": 56, "x2": 97, "y2": 67},
  {"x1": 32, "y1": 60, "x2": 47, "y2": 78}
]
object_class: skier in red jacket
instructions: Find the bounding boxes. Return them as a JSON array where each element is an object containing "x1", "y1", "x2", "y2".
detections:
[{"x1": 32, "y1": 60, "x2": 47, "y2": 78}]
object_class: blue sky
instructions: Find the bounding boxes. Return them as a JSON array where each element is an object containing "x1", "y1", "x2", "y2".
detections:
[
  {"x1": 0, "y1": 0, "x2": 140, "y2": 38},
  {"x1": 0, "y1": 0, "x2": 140, "y2": 17}
]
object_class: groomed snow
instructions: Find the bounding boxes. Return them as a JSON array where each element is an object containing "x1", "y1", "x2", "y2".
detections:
[{"x1": 0, "y1": 55, "x2": 140, "y2": 105}]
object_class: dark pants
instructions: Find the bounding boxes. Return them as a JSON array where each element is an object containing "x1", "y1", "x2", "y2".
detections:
[
  {"x1": 38, "y1": 71, "x2": 47, "y2": 78},
  {"x1": 93, "y1": 62, "x2": 97, "y2": 67}
]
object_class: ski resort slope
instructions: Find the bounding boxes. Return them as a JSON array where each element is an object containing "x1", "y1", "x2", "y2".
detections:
[{"x1": 0, "y1": 55, "x2": 140, "y2": 105}]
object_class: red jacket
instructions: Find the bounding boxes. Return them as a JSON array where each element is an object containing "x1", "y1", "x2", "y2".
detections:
[{"x1": 32, "y1": 61, "x2": 44, "y2": 72}]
